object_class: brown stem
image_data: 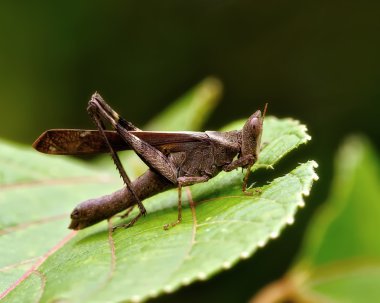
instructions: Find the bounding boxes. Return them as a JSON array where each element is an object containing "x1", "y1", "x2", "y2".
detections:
[{"x1": 249, "y1": 275, "x2": 315, "y2": 303}]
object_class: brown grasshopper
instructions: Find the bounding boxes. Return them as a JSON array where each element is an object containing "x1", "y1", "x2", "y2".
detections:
[{"x1": 33, "y1": 93, "x2": 266, "y2": 230}]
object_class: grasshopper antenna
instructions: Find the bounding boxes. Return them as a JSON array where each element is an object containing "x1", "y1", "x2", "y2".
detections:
[{"x1": 262, "y1": 103, "x2": 268, "y2": 120}]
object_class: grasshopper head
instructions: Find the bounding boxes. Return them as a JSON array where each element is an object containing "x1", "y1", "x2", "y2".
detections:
[{"x1": 241, "y1": 104, "x2": 267, "y2": 164}]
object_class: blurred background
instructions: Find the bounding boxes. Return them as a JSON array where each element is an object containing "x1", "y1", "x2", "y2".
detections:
[{"x1": 1, "y1": 1, "x2": 379, "y2": 302}]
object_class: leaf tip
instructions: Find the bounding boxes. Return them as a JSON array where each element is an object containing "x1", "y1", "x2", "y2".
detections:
[
  {"x1": 270, "y1": 231, "x2": 280, "y2": 239},
  {"x1": 286, "y1": 217, "x2": 295, "y2": 225},
  {"x1": 240, "y1": 251, "x2": 250, "y2": 259},
  {"x1": 164, "y1": 285, "x2": 175, "y2": 293},
  {"x1": 311, "y1": 160, "x2": 319, "y2": 169},
  {"x1": 149, "y1": 289, "x2": 159, "y2": 298},
  {"x1": 197, "y1": 272, "x2": 207, "y2": 280},
  {"x1": 258, "y1": 240, "x2": 267, "y2": 248},
  {"x1": 223, "y1": 261, "x2": 232, "y2": 269},
  {"x1": 181, "y1": 277, "x2": 191, "y2": 286},
  {"x1": 297, "y1": 200, "x2": 306, "y2": 207},
  {"x1": 131, "y1": 295, "x2": 142, "y2": 303}
]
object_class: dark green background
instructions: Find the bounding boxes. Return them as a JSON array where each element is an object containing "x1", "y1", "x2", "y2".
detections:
[{"x1": 1, "y1": 1, "x2": 379, "y2": 302}]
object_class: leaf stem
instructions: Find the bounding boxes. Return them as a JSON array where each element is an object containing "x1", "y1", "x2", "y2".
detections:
[{"x1": 249, "y1": 275, "x2": 315, "y2": 303}]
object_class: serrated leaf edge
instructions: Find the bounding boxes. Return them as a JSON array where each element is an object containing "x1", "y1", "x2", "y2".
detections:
[{"x1": 132, "y1": 161, "x2": 318, "y2": 303}]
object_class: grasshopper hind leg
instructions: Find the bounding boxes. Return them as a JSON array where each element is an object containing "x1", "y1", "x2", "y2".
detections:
[{"x1": 87, "y1": 94, "x2": 147, "y2": 217}]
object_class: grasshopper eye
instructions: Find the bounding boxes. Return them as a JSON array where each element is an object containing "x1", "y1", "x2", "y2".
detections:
[{"x1": 241, "y1": 110, "x2": 263, "y2": 160}]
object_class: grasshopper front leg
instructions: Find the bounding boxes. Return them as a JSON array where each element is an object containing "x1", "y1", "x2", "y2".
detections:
[{"x1": 223, "y1": 155, "x2": 255, "y2": 193}]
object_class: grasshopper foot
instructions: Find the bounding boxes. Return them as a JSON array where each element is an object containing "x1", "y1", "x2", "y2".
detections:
[
  {"x1": 243, "y1": 190, "x2": 254, "y2": 196},
  {"x1": 112, "y1": 212, "x2": 142, "y2": 232},
  {"x1": 242, "y1": 187, "x2": 262, "y2": 196},
  {"x1": 112, "y1": 224, "x2": 122, "y2": 232},
  {"x1": 112, "y1": 220, "x2": 135, "y2": 232},
  {"x1": 163, "y1": 219, "x2": 181, "y2": 230}
]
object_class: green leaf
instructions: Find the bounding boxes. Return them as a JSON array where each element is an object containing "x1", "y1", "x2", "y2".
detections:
[
  {"x1": 0, "y1": 140, "x2": 121, "y2": 299},
  {"x1": 0, "y1": 114, "x2": 316, "y2": 301},
  {"x1": 285, "y1": 136, "x2": 380, "y2": 302}
]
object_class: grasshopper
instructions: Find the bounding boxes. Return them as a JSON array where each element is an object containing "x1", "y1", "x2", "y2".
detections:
[{"x1": 33, "y1": 93, "x2": 266, "y2": 230}]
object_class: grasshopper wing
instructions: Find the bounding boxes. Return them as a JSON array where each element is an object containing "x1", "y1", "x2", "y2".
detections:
[{"x1": 33, "y1": 129, "x2": 209, "y2": 155}]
